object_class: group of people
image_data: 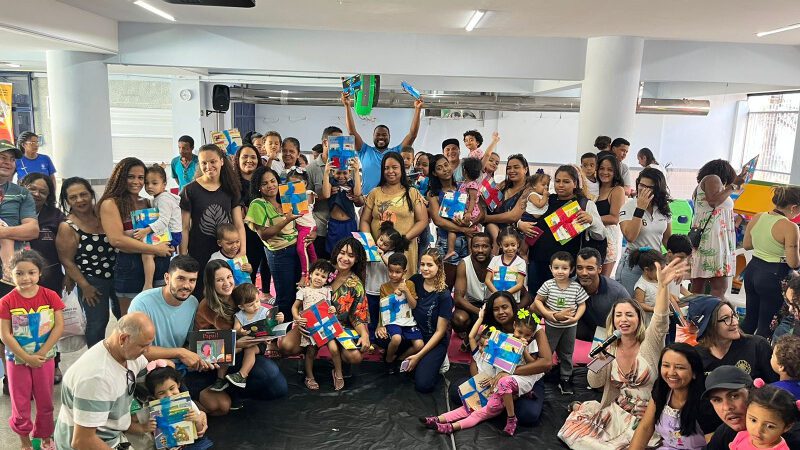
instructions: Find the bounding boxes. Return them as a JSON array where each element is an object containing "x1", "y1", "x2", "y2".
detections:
[{"x1": 0, "y1": 92, "x2": 799, "y2": 450}]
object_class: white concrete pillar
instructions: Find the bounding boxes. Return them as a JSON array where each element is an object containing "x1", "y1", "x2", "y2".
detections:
[
  {"x1": 791, "y1": 114, "x2": 800, "y2": 185},
  {"x1": 577, "y1": 36, "x2": 644, "y2": 159},
  {"x1": 46, "y1": 51, "x2": 114, "y2": 182}
]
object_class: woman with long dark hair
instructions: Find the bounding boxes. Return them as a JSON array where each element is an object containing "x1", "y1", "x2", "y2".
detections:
[
  {"x1": 180, "y1": 144, "x2": 245, "y2": 298},
  {"x1": 233, "y1": 144, "x2": 270, "y2": 296},
  {"x1": 360, "y1": 152, "x2": 428, "y2": 277},
  {"x1": 690, "y1": 159, "x2": 746, "y2": 299},
  {"x1": 595, "y1": 154, "x2": 627, "y2": 276},
  {"x1": 99, "y1": 157, "x2": 173, "y2": 315},
  {"x1": 628, "y1": 343, "x2": 707, "y2": 449},
  {"x1": 521, "y1": 164, "x2": 605, "y2": 294},
  {"x1": 616, "y1": 167, "x2": 673, "y2": 295}
]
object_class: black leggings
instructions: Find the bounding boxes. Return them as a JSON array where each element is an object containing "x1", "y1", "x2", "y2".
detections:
[{"x1": 742, "y1": 257, "x2": 790, "y2": 338}]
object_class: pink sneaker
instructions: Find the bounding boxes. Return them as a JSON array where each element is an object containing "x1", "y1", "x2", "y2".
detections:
[
  {"x1": 435, "y1": 422, "x2": 454, "y2": 434},
  {"x1": 503, "y1": 416, "x2": 518, "y2": 436}
]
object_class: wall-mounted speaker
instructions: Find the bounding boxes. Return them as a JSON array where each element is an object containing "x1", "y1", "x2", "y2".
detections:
[{"x1": 212, "y1": 84, "x2": 230, "y2": 112}]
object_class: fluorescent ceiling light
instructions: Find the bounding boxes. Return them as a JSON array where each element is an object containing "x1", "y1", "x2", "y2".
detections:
[
  {"x1": 756, "y1": 22, "x2": 800, "y2": 37},
  {"x1": 134, "y1": 1, "x2": 176, "y2": 22},
  {"x1": 465, "y1": 10, "x2": 486, "y2": 32}
]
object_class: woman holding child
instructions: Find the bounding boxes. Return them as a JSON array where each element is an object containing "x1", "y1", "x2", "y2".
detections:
[{"x1": 557, "y1": 257, "x2": 685, "y2": 449}]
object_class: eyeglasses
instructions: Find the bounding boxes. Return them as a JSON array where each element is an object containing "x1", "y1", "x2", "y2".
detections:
[
  {"x1": 126, "y1": 369, "x2": 136, "y2": 396},
  {"x1": 717, "y1": 313, "x2": 739, "y2": 326}
]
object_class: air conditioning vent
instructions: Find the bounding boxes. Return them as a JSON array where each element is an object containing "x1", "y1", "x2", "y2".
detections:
[{"x1": 162, "y1": 0, "x2": 255, "y2": 7}]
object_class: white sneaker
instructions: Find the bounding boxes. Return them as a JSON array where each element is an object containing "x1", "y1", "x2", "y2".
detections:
[{"x1": 439, "y1": 355, "x2": 450, "y2": 374}]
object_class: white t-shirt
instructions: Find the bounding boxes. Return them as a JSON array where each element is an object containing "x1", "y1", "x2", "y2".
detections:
[
  {"x1": 536, "y1": 279, "x2": 589, "y2": 328},
  {"x1": 488, "y1": 255, "x2": 528, "y2": 303},
  {"x1": 618, "y1": 198, "x2": 671, "y2": 250},
  {"x1": 634, "y1": 276, "x2": 659, "y2": 323},
  {"x1": 55, "y1": 343, "x2": 149, "y2": 448}
]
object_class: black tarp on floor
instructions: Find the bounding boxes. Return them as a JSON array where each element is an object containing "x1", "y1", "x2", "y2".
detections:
[{"x1": 204, "y1": 360, "x2": 600, "y2": 449}]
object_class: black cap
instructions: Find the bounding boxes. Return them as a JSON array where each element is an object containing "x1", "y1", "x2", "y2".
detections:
[
  {"x1": 0, "y1": 140, "x2": 22, "y2": 159},
  {"x1": 702, "y1": 365, "x2": 752, "y2": 398},
  {"x1": 441, "y1": 138, "x2": 460, "y2": 150}
]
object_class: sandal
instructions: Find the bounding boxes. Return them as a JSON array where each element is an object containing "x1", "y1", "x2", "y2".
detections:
[
  {"x1": 332, "y1": 369, "x2": 345, "y2": 391},
  {"x1": 304, "y1": 377, "x2": 319, "y2": 390}
]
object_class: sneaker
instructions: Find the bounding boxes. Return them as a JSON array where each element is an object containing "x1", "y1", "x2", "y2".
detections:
[
  {"x1": 503, "y1": 416, "x2": 518, "y2": 436},
  {"x1": 209, "y1": 378, "x2": 229, "y2": 392},
  {"x1": 435, "y1": 422, "x2": 454, "y2": 435},
  {"x1": 229, "y1": 398, "x2": 244, "y2": 411},
  {"x1": 558, "y1": 378, "x2": 575, "y2": 395},
  {"x1": 225, "y1": 372, "x2": 247, "y2": 388},
  {"x1": 419, "y1": 416, "x2": 439, "y2": 429},
  {"x1": 439, "y1": 355, "x2": 450, "y2": 374}
]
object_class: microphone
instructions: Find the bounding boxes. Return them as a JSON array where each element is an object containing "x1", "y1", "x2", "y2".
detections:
[{"x1": 589, "y1": 330, "x2": 623, "y2": 358}]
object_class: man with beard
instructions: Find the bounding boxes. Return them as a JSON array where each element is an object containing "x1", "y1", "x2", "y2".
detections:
[
  {"x1": 441, "y1": 138, "x2": 463, "y2": 182},
  {"x1": 704, "y1": 366, "x2": 800, "y2": 449},
  {"x1": 342, "y1": 93, "x2": 423, "y2": 194},
  {"x1": 574, "y1": 247, "x2": 630, "y2": 342},
  {"x1": 452, "y1": 232, "x2": 492, "y2": 333}
]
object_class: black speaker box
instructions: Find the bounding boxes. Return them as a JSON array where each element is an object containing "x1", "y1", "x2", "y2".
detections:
[{"x1": 212, "y1": 85, "x2": 230, "y2": 112}]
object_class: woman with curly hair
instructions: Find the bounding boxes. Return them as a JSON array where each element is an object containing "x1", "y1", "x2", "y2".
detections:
[
  {"x1": 616, "y1": 168, "x2": 673, "y2": 295},
  {"x1": 690, "y1": 159, "x2": 747, "y2": 299}
]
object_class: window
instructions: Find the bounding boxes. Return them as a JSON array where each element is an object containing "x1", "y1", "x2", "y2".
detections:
[{"x1": 742, "y1": 92, "x2": 800, "y2": 184}]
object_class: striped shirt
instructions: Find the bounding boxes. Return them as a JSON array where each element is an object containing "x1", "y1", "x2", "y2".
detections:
[
  {"x1": 537, "y1": 279, "x2": 588, "y2": 328},
  {"x1": 54, "y1": 343, "x2": 148, "y2": 449}
]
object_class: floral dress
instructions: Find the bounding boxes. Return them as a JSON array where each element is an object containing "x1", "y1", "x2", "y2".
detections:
[
  {"x1": 331, "y1": 273, "x2": 370, "y2": 334},
  {"x1": 690, "y1": 182, "x2": 735, "y2": 278},
  {"x1": 558, "y1": 312, "x2": 669, "y2": 449}
]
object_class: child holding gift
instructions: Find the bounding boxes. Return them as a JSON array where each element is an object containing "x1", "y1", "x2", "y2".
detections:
[
  {"x1": 322, "y1": 157, "x2": 363, "y2": 255},
  {"x1": 137, "y1": 164, "x2": 182, "y2": 290},
  {"x1": 365, "y1": 221, "x2": 410, "y2": 332},
  {"x1": 421, "y1": 309, "x2": 539, "y2": 436},
  {"x1": 533, "y1": 251, "x2": 588, "y2": 396},
  {"x1": 445, "y1": 157, "x2": 483, "y2": 260},
  {"x1": 485, "y1": 227, "x2": 527, "y2": 303},
  {"x1": 292, "y1": 259, "x2": 342, "y2": 391},
  {"x1": 286, "y1": 167, "x2": 317, "y2": 285},
  {"x1": 375, "y1": 253, "x2": 422, "y2": 371},
  {"x1": 0, "y1": 250, "x2": 64, "y2": 450}
]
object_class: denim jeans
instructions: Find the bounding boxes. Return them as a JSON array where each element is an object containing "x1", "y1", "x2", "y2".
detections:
[
  {"x1": 264, "y1": 245, "x2": 301, "y2": 319},
  {"x1": 78, "y1": 276, "x2": 118, "y2": 348}
]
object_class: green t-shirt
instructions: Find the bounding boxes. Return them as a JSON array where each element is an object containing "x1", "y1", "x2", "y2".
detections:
[{"x1": 245, "y1": 198, "x2": 297, "y2": 251}]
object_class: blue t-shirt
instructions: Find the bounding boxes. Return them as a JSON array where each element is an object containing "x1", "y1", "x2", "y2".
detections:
[
  {"x1": 359, "y1": 143, "x2": 401, "y2": 195},
  {"x1": 410, "y1": 274, "x2": 453, "y2": 343},
  {"x1": 15, "y1": 154, "x2": 56, "y2": 180},
  {"x1": 128, "y1": 288, "x2": 199, "y2": 349},
  {"x1": 171, "y1": 155, "x2": 199, "y2": 191}
]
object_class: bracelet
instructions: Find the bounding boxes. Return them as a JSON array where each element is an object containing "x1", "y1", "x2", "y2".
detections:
[{"x1": 633, "y1": 208, "x2": 645, "y2": 218}]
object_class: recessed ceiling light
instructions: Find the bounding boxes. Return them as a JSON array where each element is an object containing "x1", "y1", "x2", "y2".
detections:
[
  {"x1": 134, "y1": 0, "x2": 176, "y2": 22},
  {"x1": 465, "y1": 10, "x2": 486, "y2": 32},
  {"x1": 756, "y1": 22, "x2": 800, "y2": 37}
]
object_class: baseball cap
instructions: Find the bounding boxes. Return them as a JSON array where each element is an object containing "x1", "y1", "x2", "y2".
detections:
[
  {"x1": 686, "y1": 295, "x2": 722, "y2": 339},
  {"x1": 702, "y1": 365, "x2": 752, "y2": 398},
  {"x1": 441, "y1": 138, "x2": 460, "y2": 150},
  {"x1": 0, "y1": 140, "x2": 21, "y2": 159}
]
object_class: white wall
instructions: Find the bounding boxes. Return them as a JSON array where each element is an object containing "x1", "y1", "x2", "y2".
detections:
[{"x1": 255, "y1": 94, "x2": 744, "y2": 170}]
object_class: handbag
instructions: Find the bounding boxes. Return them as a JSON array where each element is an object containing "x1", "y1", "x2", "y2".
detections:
[{"x1": 688, "y1": 209, "x2": 715, "y2": 248}]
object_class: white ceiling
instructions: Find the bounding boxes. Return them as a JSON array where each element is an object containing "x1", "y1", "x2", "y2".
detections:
[{"x1": 58, "y1": 0, "x2": 800, "y2": 45}]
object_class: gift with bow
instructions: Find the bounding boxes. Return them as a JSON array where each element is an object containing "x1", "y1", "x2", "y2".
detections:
[
  {"x1": 458, "y1": 374, "x2": 492, "y2": 412},
  {"x1": 302, "y1": 301, "x2": 344, "y2": 346},
  {"x1": 328, "y1": 135, "x2": 357, "y2": 169},
  {"x1": 149, "y1": 392, "x2": 197, "y2": 449},
  {"x1": 544, "y1": 200, "x2": 589, "y2": 245},
  {"x1": 439, "y1": 191, "x2": 468, "y2": 220},
  {"x1": 336, "y1": 328, "x2": 361, "y2": 350},
  {"x1": 379, "y1": 293, "x2": 412, "y2": 325},
  {"x1": 8, "y1": 310, "x2": 56, "y2": 364},
  {"x1": 482, "y1": 330, "x2": 525, "y2": 373},
  {"x1": 279, "y1": 181, "x2": 310, "y2": 216},
  {"x1": 492, "y1": 265, "x2": 518, "y2": 292},
  {"x1": 479, "y1": 177, "x2": 503, "y2": 211},
  {"x1": 351, "y1": 231, "x2": 381, "y2": 262}
]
